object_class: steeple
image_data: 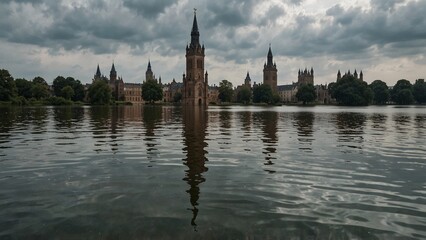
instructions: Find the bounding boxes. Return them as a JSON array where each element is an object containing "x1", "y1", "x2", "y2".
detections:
[
  {"x1": 95, "y1": 64, "x2": 101, "y2": 78},
  {"x1": 267, "y1": 44, "x2": 273, "y2": 67},
  {"x1": 110, "y1": 62, "x2": 117, "y2": 82},
  {"x1": 146, "y1": 60, "x2": 154, "y2": 82},
  {"x1": 245, "y1": 71, "x2": 251, "y2": 87},
  {"x1": 190, "y1": 9, "x2": 200, "y2": 48}
]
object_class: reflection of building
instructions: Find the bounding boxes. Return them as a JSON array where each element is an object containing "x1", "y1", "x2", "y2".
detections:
[
  {"x1": 182, "y1": 107, "x2": 208, "y2": 228},
  {"x1": 294, "y1": 112, "x2": 314, "y2": 151},
  {"x1": 182, "y1": 11, "x2": 209, "y2": 106},
  {"x1": 258, "y1": 111, "x2": 278, "y2": 173},
  {"x1": 263, "y1": 46, "x2": 278, "y2": 92}
]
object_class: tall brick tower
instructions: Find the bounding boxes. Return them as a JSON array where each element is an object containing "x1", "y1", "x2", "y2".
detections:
[{"x1": 263, "y1": 45, "x2": 278, "y2": 92}]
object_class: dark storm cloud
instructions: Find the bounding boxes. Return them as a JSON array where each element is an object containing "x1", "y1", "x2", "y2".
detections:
[
  {"x1": 122, "y1": 0, "x2": 176, "y2": 18},
  {"x1": 0, "y1": 0, "x2": 425, "y2": 64},
  {"x1": 272, "y1": 0, "x2": 426, "y2": 61}
]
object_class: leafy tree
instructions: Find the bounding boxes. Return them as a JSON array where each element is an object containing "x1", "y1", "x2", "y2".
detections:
[
  {"x1": 237, "y1": 85, "x2": 251, "y2": 104},
  {"x1": 369, "y1": 80, "x2": 389, "y2": 105},
  {"x1": 391, "y1": 79, "x2": 414, "y2": 105},
  {"x1": 0, "y1": 69, "x2": 17, "y2": 101},
  {"x1": 173, "y1": 92, "x2": 182, "y2": 103},
  {"x1": 413, "y1": 79, "x2": 426, "y2": 104},
  {"x1": 142, "y1": 79, "x2": 163, "y2": 103},
  {"x1": 61, "y1": 86, "x2": 74, "y2": 100},
  {"x1": 330, "y1": 75, "x2": 372, "y2": 106},
  {"x1": 218, "y1": 80, "x2": 234, "y2": 102},
  {"x1": 88, "y1": 80, "x2": 112, "y2": 105},
  {"x1": 32, "y1": 76, "x2": 48, "y2": 86},
  {"x1": 52, "y1": 76, "x2": 84, "y2": 101},
  {"x1": 15, "y1": 78, "x2": 33, "y2": 99},
  {"x1": 296, "y1": 84, "x2": 316, "y2": 105},
  {"x1": 253, "y1": 84, "x2": 273, "y2": 104},
  {"x1": 53, "y1": 76, "x2": 67, "y2": 97},
  {"x1": 67, "y1": 77, "x2": 85, "y2": 102},
  {"x1": 31, "y1": 76, "x2": 50, "y2": 100}
]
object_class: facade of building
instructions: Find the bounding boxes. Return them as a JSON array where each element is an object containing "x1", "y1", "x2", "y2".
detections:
[
  {"x1": 182, "y1": 11, "x2": 209, "y2": 106},
  {"x1": 124, "y1": 83, "x2": 143, "y2": 104},
  {"x1": 263, "y1": 46, "x2": 278, "y2": 92},
  {"x1": 163, "y1": 79, "x2": 183, "y2": 103},
  {"x1": 298, "y1": 68, "x2": 314, "y2": 86}
]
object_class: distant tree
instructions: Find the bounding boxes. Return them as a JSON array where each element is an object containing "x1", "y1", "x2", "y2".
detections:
[
  {"x1": 253, "y1": 84, "x2": 273, "y2": 104},
  {"x1": 0, "y1": 69, "x2": 17, "y2": 101},
  {"x1": 61, "y1": 86, "x2": 74, "y2": 100},
  {"x1": 391, "y1": 79, "x2": 414, "y2": 105},
  {"x1": 53, "y1": 76, "x2": 67, "y2": 97},
  {"x1": 296, "y1": 84, "x2": 316, "y2": 105},
  {"x1": 88, "y1": 80, "x2": 112, "y2": 105},
  {"x1": 369, "y1": 80, "x2": 389, "y2": 104},
  {"x1": 66, "y1": 77, "x2": 85, "y2": 102},
  {"x1": 413, "y1": 79, "x2": 426, "y2": 104},
  {"x1": 237, "y1": 85, "x2": 251, "y2": 104},
  {"x1": 32, "y1": 76, "x2": 48, "y2": 86},
  {"x1": 218, "y1": 80, "x2": 234, "y2": 102},
  {"x1": 173, "y1": 92, "x2": 182, "y2": 103},
  {"x1": 15, "y1": 78, "x2": 33, "y2": 99},
  {"x1": 330, "y1": 75, "x2": 372, "y2": 106},
  {"x1": 31, "y1": 76, "x2": 50, "y2": 100},
  {"x1": 142, "y1": 79, "x2": 163, "y2": 103},
  {"x1": 52, "y1": 76, "x2": 84, "y2": 101}
]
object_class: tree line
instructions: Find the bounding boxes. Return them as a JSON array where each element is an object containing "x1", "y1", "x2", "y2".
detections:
[
  {"x1": 217, "y1": 76, "x2": 425, "y2": 106},
  {"x1": 329, "y1": 75, "x2": 426, "y2": 106}
]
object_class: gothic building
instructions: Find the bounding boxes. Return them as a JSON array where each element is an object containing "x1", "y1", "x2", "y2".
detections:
[
  {"x1": 337, "y1": 69, "x2": 364, "y2": 81},
  {"x1": 263, "y1": 46, "x2": 278, "y2": 92},
  {"x1": 182, "y1": 10, "x2": 208, "y2": 106},
  {"x1": 298, "y1": 68, "x2": 314, "y2": 86},
  {"x1": 244, "y1": 72, "x2": 252, "y2": 88}
]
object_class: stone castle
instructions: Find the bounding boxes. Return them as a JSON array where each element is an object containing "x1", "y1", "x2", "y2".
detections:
[{"x1": 89, "y1": 9, "x2": 365, "y2": 105}]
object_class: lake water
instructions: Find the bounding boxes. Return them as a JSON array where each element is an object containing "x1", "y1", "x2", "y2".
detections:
[{"x1": 0, "y1": 105, "x2": 425, "y2": 239}]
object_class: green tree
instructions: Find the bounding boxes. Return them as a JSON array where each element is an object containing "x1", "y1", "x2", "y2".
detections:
[
  {"x1": 0, "y1": 69, "x2": 17, "y2": 101},
  {"x1": 32, "y1": 77, "x2": 50, "y2": 100},
  {"x1": 330, "y1": 75, "x2": 372, "y2": 106},
  {"x1": 296, "y1": 84, "x2": 316, "y2": 105},
  {"x1": 142, "y1": 80, "x2": 163, "y2": 103},
  {"x1": 253, "y1": 84, "x2": 273, "y2": 104},
  {"x1": 15, "y1": 78, "x2": 33, "y2": 99},
  {"x1": 61, "y1": 86, "x2": 74, "y2": 100},
  {"x1": 88, "y1": 80, "x2": 112, "y2": 105},
  {"x1": 413, "y1": 79, "x2": 426, "y2": 104},
  {"x1": 237, "y1": 85, "x2": 251, "y2": 104},
  {"x1": 369, "y1": 80, "x2": 389, "y2": 105},
  {"x1": 173, "y1": 92, "x2": 182, "y2": 103},
  {"x1": 218, "y1": 80, "x2": 234, "y2": 103},
  {"x1": 66, "y1": 77, "x2": 85, "y2": 102},
  {"x1": 52, "y1": 76, "x2": 84, "y2": 101},
  {"x1": 391, "y1": 79, "x2": 414, "y2": 105}
]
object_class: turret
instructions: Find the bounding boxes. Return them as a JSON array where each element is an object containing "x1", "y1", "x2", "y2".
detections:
[
  {"x1": 190, "y1": 10, "x2": 200, "y2": 49},
  {"x1": 360, "y1": 70, "x2": 364, "y2": 81},
  {"x1": 267, "y1": 45, "x2": 273, "y2": 67},
  {"x1": 94, "y1": 64, "x2": 101, "y2": 79},
  {"x1": 337, "y1": 70, "x2": 341, "y2": 80}
]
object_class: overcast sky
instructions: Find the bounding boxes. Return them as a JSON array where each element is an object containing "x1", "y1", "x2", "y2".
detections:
[{"x1": 1, "y1": 0, "x2": 425, "y2": 87}]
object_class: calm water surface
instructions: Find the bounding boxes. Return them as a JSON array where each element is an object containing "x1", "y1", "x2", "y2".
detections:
[{"x1": 0, "y1": 105, "x2": 425, "y2": 239}]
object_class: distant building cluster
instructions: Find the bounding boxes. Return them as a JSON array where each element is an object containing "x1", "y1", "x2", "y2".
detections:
[{"x1": 88, "y1": 10, "x2": 366, "y2": 105}]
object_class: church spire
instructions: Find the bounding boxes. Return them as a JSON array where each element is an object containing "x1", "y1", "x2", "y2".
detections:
[
  {"x1": 95, "y1": 64, "x2": 101, "y2": 78},
  {"x1": 190, "y1": 9, "x2": 200, "y2": 48},
  {"x1": 267, "y1": 44, "x2": 273, "y2": 67}
]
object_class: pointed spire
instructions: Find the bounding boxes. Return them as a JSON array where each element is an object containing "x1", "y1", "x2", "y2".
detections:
[
  {"x1": 111, "y1": 62, "x2": 116, "y2": 73},
  {"x1": 267, "y1": 44, "x2": 273, "y2": 67},
  {"x1": 190, "y1": 9, "x2": 200, "y2": 48},
  {"x1": 95, "y1": 64, "x2": 101, "y2": 78},
  {"x1": 147, "y1": 60, "x2": 152, "y2": 71}
]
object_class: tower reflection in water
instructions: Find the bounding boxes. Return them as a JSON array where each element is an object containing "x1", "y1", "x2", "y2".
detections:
[
  {"x1": 182, "y1": 107, "x2": 208, "y2": 230},
  {"x1": 259, "y1": 111, "x2": 278, "y2": 173}
]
